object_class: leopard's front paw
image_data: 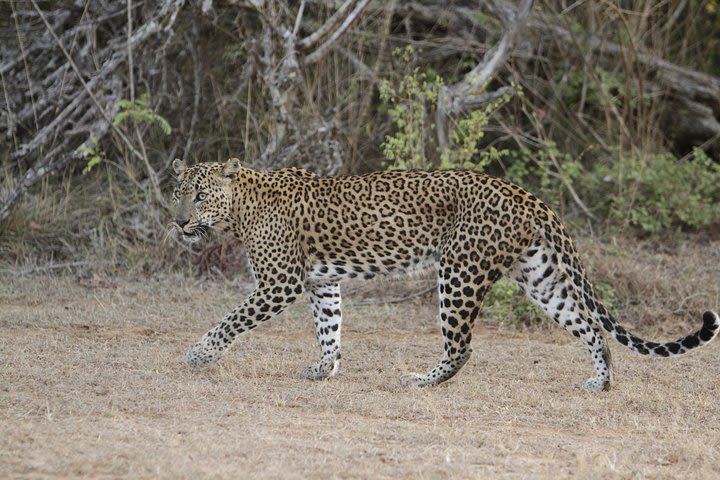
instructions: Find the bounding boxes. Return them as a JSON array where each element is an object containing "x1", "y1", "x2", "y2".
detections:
[{"x1": 185, "y1": 338, "x2": 224, "y2": 369}]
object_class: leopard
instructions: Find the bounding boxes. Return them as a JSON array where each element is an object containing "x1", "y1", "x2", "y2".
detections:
[{"x1": 171, "y1": 157, "x2": 719, "y2": 392}]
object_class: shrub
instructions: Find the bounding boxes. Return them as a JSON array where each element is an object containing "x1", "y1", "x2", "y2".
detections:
[
  {"x1": 380, "y1": 46, "x2": 509, "y2": 171},
  {"x1": 604, "y1": 148, "x2": 720, "y2": 232}
]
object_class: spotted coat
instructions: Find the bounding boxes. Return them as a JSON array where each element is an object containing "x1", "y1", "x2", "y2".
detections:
[{"x1": 171, "y1": 158, "x2": 719, "y2": 392}]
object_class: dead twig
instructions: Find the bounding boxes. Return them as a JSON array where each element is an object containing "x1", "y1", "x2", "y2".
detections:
[
  {"x1": 297, "y1": 0, "x2": 361, "y2": 51},
  {"x1": 1, "y1": 0, "x2": 184, "y2": 223},
  {"x1": 303, "y1": 0, "x2": 371, "y2": 65}
]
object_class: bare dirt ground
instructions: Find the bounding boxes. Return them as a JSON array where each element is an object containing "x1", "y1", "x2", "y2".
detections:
[{"x1": 1, "y1": 262, "x2": 719, "y2": 479}]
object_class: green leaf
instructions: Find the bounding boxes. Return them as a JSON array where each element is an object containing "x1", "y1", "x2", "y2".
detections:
[{"x1": 82, "y1": 155, "x2": 102, "y2": 175}]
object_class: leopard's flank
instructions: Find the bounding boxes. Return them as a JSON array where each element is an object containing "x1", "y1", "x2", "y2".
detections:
[{"x1": 171, "y1": 158, "x2": 719, "y2": 392}]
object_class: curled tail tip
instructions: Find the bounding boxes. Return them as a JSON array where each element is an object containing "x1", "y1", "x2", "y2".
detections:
[{"x1": 702, "y1": 310, "x2": 720, "y2": 333}]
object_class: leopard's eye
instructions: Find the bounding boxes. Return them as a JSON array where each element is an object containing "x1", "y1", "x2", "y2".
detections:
[
  {"x1": 172, "y1": 190, "x2": 180, "y2": 202},
  {"x1": 195, "y1": 192, "x2": 208, "y2": 202}
]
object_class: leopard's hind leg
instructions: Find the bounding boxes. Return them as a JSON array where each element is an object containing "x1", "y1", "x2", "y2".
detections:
[
  {"x1": 400, "y1": 221, "x2": 528, "y2": 387},
  {"x1": 399, "y1": 255, "x2": 487, "y2": 387},
  {"x1": 507, "y1": 237, "x2": 613, "y2": 392}
]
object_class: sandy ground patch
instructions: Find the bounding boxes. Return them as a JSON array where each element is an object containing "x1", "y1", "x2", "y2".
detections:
[{"x1": 1, "y1": 274, "x2": 719, "y2": 479}]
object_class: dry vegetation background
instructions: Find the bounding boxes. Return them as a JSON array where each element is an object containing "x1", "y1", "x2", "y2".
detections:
[{"x1": 1, "y1": 0, "x2": 720, "y2": 478}]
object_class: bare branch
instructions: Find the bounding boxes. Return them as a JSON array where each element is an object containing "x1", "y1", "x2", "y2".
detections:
[
  {"x1": 1, "y1": 145, "x2": 83, "y2": 222},
  {"x1": 530, "y1": 15, "x2": 720, "y2": 112},
  {"x1": 1, "y1": 0, "x2": 185, "y2": 223},
  {"x1": 347, "y1": 0, "x2": 396, "y2": 172},
  {"x1": 436, "y1": 0, "x2": 534, "y2": 152},
  {"x1": 303, "y1": 0, "x2": 371, "y2": 66},
  {"x1": 244, "y1": 0, "x2": 347, "y2": 173},
  {"x1": 257, "y1": 12, "x2": 293, "y2": 165},
  {"x1": 292, "y1": 0, "x2": 306, "y2": 36},
  {"x1": 29, "y1": 0, "x2": 142, "y2": 161},
  {"x1": 11, "y1": 0, "x2": 39, "y2": 133},
  {"x1": 297, "y1": 0, "x2": 360, "y2": 51}
]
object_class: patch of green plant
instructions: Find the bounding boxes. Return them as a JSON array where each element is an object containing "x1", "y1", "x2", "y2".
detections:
[
  {"x1": 380, "y1": 51, "x2": 720, "y2": 236},
  {"x1": 76, "y1": 136, "x2": 105, "y2": 175},
  {"x1": 556, "y1": 67, "x2": 648, "y2": 112},
  {"x1": 504, "y1": 144, "x2": 720, "y2": 233},
  {"x1": 484, "y1": 279, "x2": 545, "y2": 327},
  {"x1": 113, "y1": 93, "x2": 172, "y2": 135},
  {"x1": 379, "y1": 46, "x2": 510, "y2": 171},
  {"x1": 439, "y1": 99, "x2": 510, "y2": 170},
  {"x1": 569, "y1": 20, "x2": 584, "y2": 34},
  {"x1": 593, "y1": 281, "x2": 618, "y2": 316},
  {"x1": 379, "y1": 47, "x2": 441, "y2": 169},
  {"x1": 80, "y1": 93, "x2": 172, "y2": 174},
  {"x1": 474, "y1": 12, "x2": 502, "y2": 33},
  {"x1": 222, "y1": 43, "x2": 244, "y2": 62}
]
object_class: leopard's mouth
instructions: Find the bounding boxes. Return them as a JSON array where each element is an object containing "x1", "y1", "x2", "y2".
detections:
[{"x1": 180, "y1": 224, "x2": 210, "y2": 243}]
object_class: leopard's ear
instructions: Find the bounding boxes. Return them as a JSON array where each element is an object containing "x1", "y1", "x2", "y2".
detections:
[
  {"x1": 222, "y1": 157, "x2": 242, "y2": 178},
  {"x1": 172, "y1": 158, "x2": 187, "y2": 176}
]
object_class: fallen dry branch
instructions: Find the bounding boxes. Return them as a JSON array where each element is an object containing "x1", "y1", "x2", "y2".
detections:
[
  {"x1": 0, "y1": 0, "x2": 184, "y2": 223},
  {"x1": 526, "y1": 11, "x2": 720, "y2": 150},
  {"x1": 297, "y1": 0, "x2": 362, "y2": 51}
]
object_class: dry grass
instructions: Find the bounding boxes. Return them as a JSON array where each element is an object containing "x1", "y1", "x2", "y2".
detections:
[{"x1": 1, "y1": 239, "x2": 720, "y2": 479}]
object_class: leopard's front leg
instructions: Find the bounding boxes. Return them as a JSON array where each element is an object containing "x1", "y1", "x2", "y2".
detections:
[
  {"x1": 185, "y1": 282, "x2": 302, "y2": 368},
  {"x1": 186, "y1": 238, "x2": 305, "y2": 369}
]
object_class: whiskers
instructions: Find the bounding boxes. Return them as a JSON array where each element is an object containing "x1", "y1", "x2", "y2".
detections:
[
  {"x1": 162, "y1": 222, "x2": 179, "y2": 245},
  {"x1": 195, "y1": 225, "x2": 211, "y2": 242},
  {"x1": 165, "y1": 222, "x2": 212, "y2": 245}
]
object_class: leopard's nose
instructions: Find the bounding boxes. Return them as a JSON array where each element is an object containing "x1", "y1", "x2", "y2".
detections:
[{"x1": 175, "y1": 219, "x2": 189, "y2": 229}]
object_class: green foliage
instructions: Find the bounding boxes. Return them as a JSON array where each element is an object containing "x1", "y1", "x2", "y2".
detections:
[
  {"x1": 222, "y1": 43, "x2": 244, "y2": 62},
  {"x1": 80, "y1": 94, "x2": 171, "y2": 174},
  {"x1": 439, "y1": 96, "x2": 511, "y2": 170},
  {"x1": 556, "y1": 67, "x2": 645, "y2": 112},
  {"x1": 505, "y1": 142, "x2": 720, "y2": 234},
  {"x1": 379, "y1": 46, "x2": 718, "y2": 235},
  {"x1": 484, "y1": 279, "x2": 545, "y2": 326},
  {"x1": 474, "y1": 12, "x2": 502, "y2": 32},
  {"x1": 113, "y1": 93, "x2": 172, "y2": 135},
  {"x1": 606, "y1": 148, "x2": 720, "y2": 232},
  {"x1": 593, "y1": 282, "x2": 618, "y2": 315},
  {"x1": 484, "y1": 275, "x2": 616, "y2": 328},
  {"x1": 76, "y1": 136, "x2": 105, "y2": 175},
  {"x1": 380, "y1": 46, "x2": 509, "y2": 171},
  {"x1": 379, "y1": 47, "x2": 441, "y2": 169}
]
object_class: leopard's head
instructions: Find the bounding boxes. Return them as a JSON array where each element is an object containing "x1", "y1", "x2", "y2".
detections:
[{"x1": 171, "y1": 157, "x2": 241, "y2": 244}]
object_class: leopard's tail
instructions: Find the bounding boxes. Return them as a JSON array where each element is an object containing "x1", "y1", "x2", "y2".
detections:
[
  {"x1": 596, "y1": 308, "x2": 719, "y2": 356},
  {"x1": 540, "y1": 213, "x2": 720, "y2": 357},
  {"x1": 592, "y1": 310, "x2": 720, "y2": 357}
]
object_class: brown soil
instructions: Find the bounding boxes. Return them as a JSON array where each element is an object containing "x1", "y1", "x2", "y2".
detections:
[{"x1": 1, "y1": 267, "x2": 719, "y2": 479}]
